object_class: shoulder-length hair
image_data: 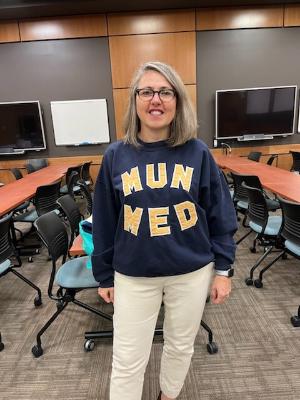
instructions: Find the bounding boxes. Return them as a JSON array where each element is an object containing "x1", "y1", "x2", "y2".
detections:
[{"x1": 123, "y1": 61, "x2": 198, "y2": 147}]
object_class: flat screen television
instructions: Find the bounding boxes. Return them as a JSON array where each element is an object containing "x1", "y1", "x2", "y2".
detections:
[
  {"x1": 0, "y1": 101, "x2": 46, "y2": 154},
  {"x1": 215, "y1": 86, "x2": 297, "y2": 140}
]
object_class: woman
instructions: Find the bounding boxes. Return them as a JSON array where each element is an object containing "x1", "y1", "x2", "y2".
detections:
[{"x1": 92, "y1": 61, "x2": 237, "y2": 400}]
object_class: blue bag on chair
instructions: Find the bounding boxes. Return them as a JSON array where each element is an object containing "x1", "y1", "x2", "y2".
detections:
[{"x1": 79, "y1": 218, "x2": 93, "y2": 269}]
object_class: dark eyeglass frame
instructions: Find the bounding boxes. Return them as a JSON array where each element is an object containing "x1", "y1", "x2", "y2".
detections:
[{"x1": 135, "y1": 88, "x2": 177, "y2": 102}]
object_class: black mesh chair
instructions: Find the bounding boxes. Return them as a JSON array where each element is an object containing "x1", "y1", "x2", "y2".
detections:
[
  {"x1": 10, "y1": 168, "x2": 30, "y2": 214},
  {"x1": 81, "y1": 161, "x2": 93, "y2": 187},
  {"x1": 242, "y1": 175, "x2": 280, "y2": 212},
  {"x1": 78, "y1": 179, "x2": 93, "y2": 216},
  {"x1": 60, "y1": 168, "x2": 82, "y2": 197},
  {"x1": 26, "y1": 158, "x2": 48, "y2": 173},
  {"x1": 57, "y1": 195, "x2": 82, "y2": 247},
  {"x1": 13, "y1": 180, "x2": 61, "y2": 261},
  {"x1": 31, "y1": 211, "x2": 114, "y2": 357},
  {"x1": 266, "y1": 154, "x2": 278, "y2": 166},
  {"x1": 290, "y1": 151, "x2": 300, "y2": 173},
  {"x1": 0, "y1": 213, "x2": 42, "y2": 306},
  {"x1": 247, "y1": 151, "x2": 262, "y2": 162},
  {"x1": 242, "y1": 183, "x2": 282, "y2": 288},
  {"x1": 10, "y1": 168, "x2": 23, "y2": 180},
  {"x1": 231, "y1": 172, "x2": 249, "y2": 229},
  {"x1": 250, "y1": 197, "x2": 300, "y2": 327},
  {"x1": 0, "y1": 333, "x2": 4, "y2": 351}
]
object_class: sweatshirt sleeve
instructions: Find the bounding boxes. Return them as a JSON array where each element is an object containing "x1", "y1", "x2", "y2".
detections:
[
  {"x1": 91, "y1": 149, "x2": 120, "y2": 287},
  {"x1": 199, "y1": 149, "x2": 237, "y2": 271}
]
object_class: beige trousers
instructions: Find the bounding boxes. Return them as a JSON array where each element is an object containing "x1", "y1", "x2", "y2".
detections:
[{"x1": 110, "y1": 262, "x2": 214, "y2": 400}]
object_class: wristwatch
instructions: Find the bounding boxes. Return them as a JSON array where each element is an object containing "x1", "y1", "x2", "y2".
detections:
[{"x1": 215, "y1": 267, "x2": 234, "y2": 278}]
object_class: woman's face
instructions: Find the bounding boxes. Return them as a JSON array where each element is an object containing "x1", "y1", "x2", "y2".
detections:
[{"x1": 136, "y1": 71, "x2": 176, "y2": 137}]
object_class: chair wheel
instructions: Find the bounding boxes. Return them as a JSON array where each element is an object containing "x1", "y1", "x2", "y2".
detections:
[
  {"x1": 84, "y1": 339, "x2": 95, "y2": 352},
  {"x1": 291, "y1": 316, "x2": 300, "y2": 327},
  {"x1": 250, "y1": 247, "x2": 257, "y2": 253},
  {"x1": 207, "y1": 342, "x2": 218, "y2": 354},
  {"x1": 245, "y1": 277, "x2": 253, "y2": 286},
  {"x1": 34, "y1": 295, "x2": 42, "y2": 307},
  {"x1": 254, "y1": 279, "x2": 263, "y2": 288},
  {"x1": 0, "y1": 342, "x2": 4, "y2": 351},
  {"x1": 32, "y1": 345, "x2": 43, "y2": 358},
  {"x1": 28, "y1": 256, "x2": 33, "y2": 263}
]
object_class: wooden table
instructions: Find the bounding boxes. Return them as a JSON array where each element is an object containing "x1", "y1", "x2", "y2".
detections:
[
  {"x1": 214, "y1": 154, "x2": 300, "y2": 203},
  {"x1": 0, "y1": 164, "x2": 80, "y2": 217}
]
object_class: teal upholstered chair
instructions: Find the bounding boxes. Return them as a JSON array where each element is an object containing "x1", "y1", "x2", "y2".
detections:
[
  {"x1": 0, "y1": 212, "x2": 42, "y2": 350},
  {"x1": 31, "y1": 211, "x2": 112, "y2": 358},
  {"x1": 251, "y1": 197, "x2": 300, "y2": 327},
  {"x1": 242, "y1": 183, "x2": 282, "y2": 288}
]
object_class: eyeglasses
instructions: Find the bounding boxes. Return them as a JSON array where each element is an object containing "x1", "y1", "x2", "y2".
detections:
[{"x1": 136, "y1": 88, "x2": 176, "y2": 102}]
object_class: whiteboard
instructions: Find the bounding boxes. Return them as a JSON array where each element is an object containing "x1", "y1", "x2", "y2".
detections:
[{"x1": 50, "y1": 99, "x2": 110, "y2": 146}]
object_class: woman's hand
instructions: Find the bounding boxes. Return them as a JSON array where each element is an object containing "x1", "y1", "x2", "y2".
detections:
[
  {"x1": 210, "y1": 275, "x2": 231, "y2": 304},
  {"x1": 98, "y1": 287, "x2": 114, "y2": 304}
]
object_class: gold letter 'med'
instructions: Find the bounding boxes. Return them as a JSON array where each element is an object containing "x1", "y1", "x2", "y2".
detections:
[
  {"x1": 146, "y1": 163, "x2": 167, "y2": 189},
  {"x1": 121, "y1": 167, "x2": 143, "y2": 196},
  {"x1": 124, "y1": 205, "x2": 143, "y2": 236},
  {"x1": 174, "y1": 201, "x2": 198, "y2": 231},
  {"x1": 148, "y1": 207, "x2": 170, "y2": 237},
  {"x1": 170, "y1": 164, "x2": 193, "y2": 192}
]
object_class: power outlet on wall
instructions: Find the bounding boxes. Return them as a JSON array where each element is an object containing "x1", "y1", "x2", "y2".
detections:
[{"x1": 213, "y1": 139, "x2": 218, "y2": 148}]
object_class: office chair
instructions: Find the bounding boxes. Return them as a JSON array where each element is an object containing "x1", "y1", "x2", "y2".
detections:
[
  {"x1": 56, "y1": 194, "x2": 82, "y2": 247},
  {"x1": 10, "y1": 168, "x2": 30, "y2": 214},
  {"x1": 289, "y1": 151, "x2": 300, "y2": 173},
  {"x1": 266, "y1": 154, "x2": 278, "y2": 166},
  {"x1": 242, "y1": 183, "x2": 282, "y2": 288},
  {"x1": 13, "y1": 180, "x2": 61, "y2": 261},
  {"x1": 31, "y1": 211, "x2": 115, "y2": 357},
  {"x1": 247, "y1": 151, "x2": 262, "y2": 162},
  {"x1": 78, "y1": 179, "x2": 93, "y2": 216},
  {"x1": 0, "y1": 333, "x2": 4, "y2": 351},
  {"x1": 79, "y1": 224, "x2": 218, "y2": 355},
  {"x1": 230, "y1": 172, "x2": 249, "y2": 229},
  {"x1": 60, "y1": 168, "x2": 81, "y2": 197},
  {"x1": 81, "y1": 161, "x2": 93, "y2": 187},
  {"x1": 0, "y1": 212, "x2": 42, "y2": 306},
  {"x1": 26, "y1": 158, "x2": 48, "y2": 173},
  {"x1": 251, "y1": 198, "x2": 300, "y2": 305}
]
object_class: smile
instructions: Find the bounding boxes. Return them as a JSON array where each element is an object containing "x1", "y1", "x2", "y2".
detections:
[{"x1": 149, "y1": 110, "x2": 164, "y2": 115}]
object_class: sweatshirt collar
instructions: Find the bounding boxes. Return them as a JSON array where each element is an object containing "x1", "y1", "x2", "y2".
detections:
[{"x1": 137, "y1": 137, "x2": 168, "y2": 151}]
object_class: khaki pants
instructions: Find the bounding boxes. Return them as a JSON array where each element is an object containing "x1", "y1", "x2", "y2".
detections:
[{"x1": 110, "y1": 263, "x2": 214, "y2": 400}]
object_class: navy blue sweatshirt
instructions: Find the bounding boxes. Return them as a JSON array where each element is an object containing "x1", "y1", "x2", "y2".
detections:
[{"x1": 92, "y1": 138, "x2": 237, "y2": 288}]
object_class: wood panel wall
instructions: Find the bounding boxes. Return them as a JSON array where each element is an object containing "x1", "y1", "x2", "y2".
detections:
[
  {"x1": 196, "y1": 6, "x2": 283, "y2": 30},
  {"x1": 107, "y1": 9, "x2": 195, "y2": 35},
  {"x1": 1, "y1": 5, "x2": 300, "y2": 169},
  {"x1": 0, "y1": 20, "x2": 20, "y2": 43},
  {"x1": 284, "y1": 4, "x2": 300, "y2": 26},
  {"x1": 19, "y1": 14, "x2": 107, "y2": 41}
]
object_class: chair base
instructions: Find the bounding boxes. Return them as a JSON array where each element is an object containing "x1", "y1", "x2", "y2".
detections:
[
  {"x1": 291, "y1": 315, "x2": 300, "y2": 327},
  {"x1": 0, "y1": 333, "x2": 4, "y2": 351},
  {"x1": 84, "y1": 320, "x2": 218, "y2": 355}
]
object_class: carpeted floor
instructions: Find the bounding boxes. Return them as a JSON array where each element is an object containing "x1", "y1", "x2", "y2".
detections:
[{"x1": 1, "y1": 223, "x2": 300, "y2": 400}]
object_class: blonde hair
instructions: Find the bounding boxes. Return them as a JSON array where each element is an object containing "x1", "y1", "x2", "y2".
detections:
[{"x1": 123, "y1": 61, "x2": 198, "y2": 147}]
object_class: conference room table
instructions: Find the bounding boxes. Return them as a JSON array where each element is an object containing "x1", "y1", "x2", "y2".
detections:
[
  {"x1": 214, "y1": 154, "x2": 300, "y2": 203},
  {"x1": 0, "y1": 164, "x2": 80, "y2": 217}
]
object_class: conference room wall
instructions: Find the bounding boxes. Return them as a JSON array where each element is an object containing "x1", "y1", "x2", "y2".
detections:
[
  {"x1": 197, "y1": 27, "x2": 300, "y2": 148},
  {"x1": 0, "y1": 37, "x2": 115, "y2": 159},
  {"x1": 1, "y1": 7, "x2": 300, "y2": 173}
]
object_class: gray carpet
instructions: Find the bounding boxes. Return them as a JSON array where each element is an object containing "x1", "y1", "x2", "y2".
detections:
[{"x1": 1, "y1": 224, "x2": 300, "y2": 400}]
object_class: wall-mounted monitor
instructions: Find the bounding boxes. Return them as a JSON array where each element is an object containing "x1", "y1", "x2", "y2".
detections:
[
  {"x1": 215, "y1": 86, "x2": 297, "y2": 141},
  {"x1": 0, "y1": 101, "x2": 46, "y2": 154}
]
